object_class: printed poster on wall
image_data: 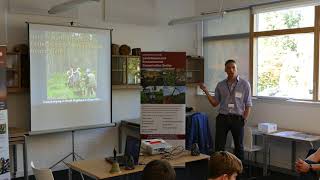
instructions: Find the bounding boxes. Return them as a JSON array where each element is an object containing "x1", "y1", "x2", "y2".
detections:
[
  {"x1": 140, "y1": 52, "x2": 186, "y2": 147},
  {"x1": 0, "y1": 46, "x2": 10, "y2": 180}
]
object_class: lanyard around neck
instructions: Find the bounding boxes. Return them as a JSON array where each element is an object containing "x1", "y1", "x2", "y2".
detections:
[{"x1": 226, "y1": 80, "x2": 238, "y2": 96}]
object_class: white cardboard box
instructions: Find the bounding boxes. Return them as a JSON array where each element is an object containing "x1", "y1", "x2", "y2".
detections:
[{"x1": 258, "y1": 123, "x2": 277, "y2": 133}]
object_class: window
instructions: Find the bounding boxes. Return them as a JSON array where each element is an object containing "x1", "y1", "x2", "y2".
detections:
[
  {"x1": 203, "y1": 10, "x2": 250, "y2": 92},
  {"x1": 255, "y1": 6, "x2": 314, "y2": 31},
  {"x1": 252, "y1": 5, "x2": 317, "y2": 100},
  {"x1": 256, "y1": 34, "x2": 314, "y2": 99}
]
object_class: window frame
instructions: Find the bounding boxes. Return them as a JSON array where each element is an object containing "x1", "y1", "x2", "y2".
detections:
[{"x1": 250, "y1": 6, "x2": 320, "y2": 101}]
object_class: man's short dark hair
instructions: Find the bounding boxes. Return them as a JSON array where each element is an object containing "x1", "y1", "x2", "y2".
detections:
[
  {"x1": 209, "y1": 151, "x2": 243, "y2": 179},
  {"x1": 225, "y1": 59, "x2": 236, "y2": 66},
  {"x1": 142, "y1": 160, "x2": 176, "y2": 180}
]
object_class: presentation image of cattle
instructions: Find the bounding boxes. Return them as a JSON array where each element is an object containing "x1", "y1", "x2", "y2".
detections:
[
  {"x1": 47, "y1": 60, "x2": 97, "y2": 100},
  {"x1": 141, "y1": 86, "x2": 164, "y2": 104},
  {"x1": 0, "y1": 124, "x2": 6, "y2": 134},
  {"x1": 0, "y1": 157, "x2": 9, "y2": 175},
  {"x1": 141, "y1": 69, "x2": 186, "y2": 87}
]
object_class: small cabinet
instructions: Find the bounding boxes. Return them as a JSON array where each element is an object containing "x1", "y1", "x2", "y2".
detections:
[
  {"x1": 6, "y1": 52, "x2": 29, "y2": 92},
  {"x1": 112, "y1": 55, "x2": 140, "y2": 87},
  {"x1": 186, "y1": 56, "x2": 204, "y2": 84}
]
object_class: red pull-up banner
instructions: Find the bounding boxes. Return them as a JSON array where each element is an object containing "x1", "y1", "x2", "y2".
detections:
[
  {"x1": 0, "y1": 46, "x2": 10, "y2": 180},
  {"x1": 140, "y1": 52, "x2": 186, "y2": 148}
]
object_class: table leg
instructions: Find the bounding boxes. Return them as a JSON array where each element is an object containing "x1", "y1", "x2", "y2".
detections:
[
  {"x1": 263, "y1": 135, "x2": 269, "y2": 176},
  {"x1": 119, "y1": 122, "x2": 123, "y2": 153},
  {"x1": 254, "y1": 135, "x2": 257, "y2": 163},
  {"x1": 68, "y1": 168, "x2": 73, "y2": 180},
  {"x1": 23, "y1": 135, "x2": 28, "y2": 180},
  {"x1": 292, "y1": 141, "x2": 296, "y2": 171},
  {"x1": 13, "y1": 144, "x2": 17, "y2": 178}
]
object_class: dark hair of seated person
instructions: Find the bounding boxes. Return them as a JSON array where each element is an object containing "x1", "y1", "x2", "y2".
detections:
[{"x1": 142, "y1": 159, "x2": 176, "y2": 180}]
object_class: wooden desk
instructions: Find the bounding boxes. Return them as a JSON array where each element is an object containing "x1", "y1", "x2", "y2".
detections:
[
  {"x1": 68, "y1": 152, "x2": 209, "y2": 180},
  {"x1": 9, "y1": 127, "x2": 28, "y2": 180}
]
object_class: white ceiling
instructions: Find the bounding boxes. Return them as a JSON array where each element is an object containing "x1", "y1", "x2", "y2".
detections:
[
  {"x1": 7, "y1": 0, "x2": 286, "y2": 21},
  {"x1": 8, "y1": 0, "x2": 79, "y2": 18}
]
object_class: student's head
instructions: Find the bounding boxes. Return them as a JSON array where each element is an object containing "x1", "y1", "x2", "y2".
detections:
[
  {"x1": 142, "y1": 160, "x2": 176, "y2": 180},
  {"x1": 224, "y1": 59, "x2": 238, "y2": 79},
  {"x1": 209, "y1": 151, "x2": 243, "y2": 180}
]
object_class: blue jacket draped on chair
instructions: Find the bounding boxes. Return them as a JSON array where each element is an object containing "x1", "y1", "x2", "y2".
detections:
[{"x1": 186, "y1": 112, "x2": 213, "y2": 155}]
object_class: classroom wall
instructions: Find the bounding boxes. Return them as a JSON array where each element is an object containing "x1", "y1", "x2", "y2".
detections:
[
  {"x1": 196, "y1": 96, "x2": 320, "y2": 169},
  {"x1": 194, "y1": 0, "x2": 320, "y2": 169},
  {"x1": 4, "y1": 0, "x2": 316, "y2": 176},
  {"x1": 0, "y1": 0, "x2": 7, "y2": 44},
  {"x1": 2, "y1": 0, "x2": 198, "y2": 176}
]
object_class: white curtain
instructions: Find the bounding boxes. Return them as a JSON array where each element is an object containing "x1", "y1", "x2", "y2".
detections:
[
  {"x1": 203, "y1": 9, "x2": 250, "y2": 91},
  {"x1": 203, "y1": 9, "x2": 250, "y2": 37}
]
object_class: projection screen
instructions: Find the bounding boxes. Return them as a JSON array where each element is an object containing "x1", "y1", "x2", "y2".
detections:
[{"x1": 28, "y1": 23, "x2": 112, "y2": 134}]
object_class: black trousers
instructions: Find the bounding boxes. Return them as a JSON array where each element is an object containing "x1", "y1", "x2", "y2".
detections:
[{"x1": 215, "y1": 114, "x2": 244, "y2": 160}]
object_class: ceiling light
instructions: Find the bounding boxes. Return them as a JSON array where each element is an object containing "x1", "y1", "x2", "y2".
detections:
[
  {"x1": 48, "y1": 0, "x2": 100, "y2": 14},
  {"x1": 168, "y1": 12, "x2": 226, "y2": 26}
]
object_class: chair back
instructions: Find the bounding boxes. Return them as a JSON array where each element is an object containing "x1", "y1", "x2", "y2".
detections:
[
  {"x1": 31, "y1": 161, "x2": 54, "y2": 180},
  {"x1": 229, "y1": 126, "x2": 261, "y2": 152},
  {"x1": 243, "y1": 126, "x2": 253, "y2": 150}
]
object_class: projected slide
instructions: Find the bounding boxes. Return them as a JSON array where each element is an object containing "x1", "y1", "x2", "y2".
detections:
[
  {"x1": 30, "y1": 27, "x2": 104, "y2": 102},
  {"x1": 29, "y1": 23, "x2": 111, "y2": 133}
]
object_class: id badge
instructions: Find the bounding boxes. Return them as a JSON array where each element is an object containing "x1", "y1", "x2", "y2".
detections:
[
  {"x1": 228, "y1": 104, "x2": 234, "y2": 108},
  {"x1": 235, "y1": 92, "x2": 242, "y2": 98}
]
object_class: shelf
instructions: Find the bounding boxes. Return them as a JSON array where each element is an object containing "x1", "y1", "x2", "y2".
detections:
[
  {"x1": 6, "y1": 68, "x2": 18, "y2": 71},
  {"x1": 186, "y1": 56, "x2": 204, "y2": 84},
  {"x1": 6, "y1": 51, "x2": 29, "y2": 93},
  {"x1": 8, "y1": 88, "x2": 29, "y2": 93},
  {"x1": 112, "y1": 55, "x2": 140, "y2": 85},
  {"x1": 112, "y1": 55, "x2": 140, "y2": 58},
  {"x1": 112, "y1": 85, "x2": 141, "y2": 90},
  {"x1": 187, "y1": 70, "x2": 201, "y2": 72}
]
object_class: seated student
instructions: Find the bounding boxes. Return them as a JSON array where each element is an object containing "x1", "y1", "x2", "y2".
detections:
[
  {"x1": 296, "y1": 148, "x2": 320, "y2": 180},
  {"x1": 142, "y1": 159, "x2": 176, "y2": 180},
  {"x1": 209, "y1": 151, "x2": 243, "y2": 180}
]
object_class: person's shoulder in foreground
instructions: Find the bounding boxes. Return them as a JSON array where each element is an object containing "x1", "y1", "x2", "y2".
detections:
[
  {"x1": 209, "y1": 151, "x2": 243, "y2": 180},
  {"x1": 142, "y1": 159, "x2": 176, "y2": 180}
]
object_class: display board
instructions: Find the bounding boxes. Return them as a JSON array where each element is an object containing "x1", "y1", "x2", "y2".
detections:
[
  {"x1": 0, "y1": 46, "x2": 10, "y2": 180},
  {"x1": 29, "y1": 23, "x2": 112, "y2": 134},
  {"x1": 140, "y1": 52, "x2": 186, "y2": 147}
]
